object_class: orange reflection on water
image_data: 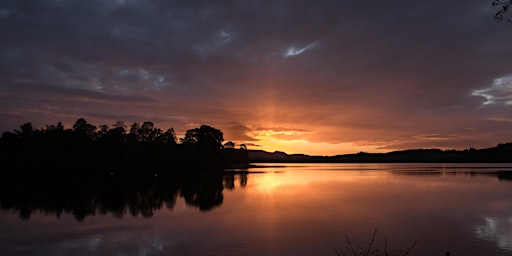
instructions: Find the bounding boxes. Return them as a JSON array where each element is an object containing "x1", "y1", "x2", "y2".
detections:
[
  {"x1": 247, "y1": 163, "x2": 390, "y2": 196},
  {"x1": 2, "y1": 163, "x2": 512, "y2": 256},
  {"x1": 229, "y1": 163, "x2": 512, "y2": 256}
]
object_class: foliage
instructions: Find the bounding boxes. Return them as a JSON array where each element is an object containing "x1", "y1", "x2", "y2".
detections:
[
  {"x1": 180, "y1": 125, "x2": 224, "y2": 149},
  {"x1": 335, "y1": 229, "x2": 417, "y2": 256},
  {"x1": 0, "y1": 118, "x2": 246, "y2": 174},
  {"x1": 72, "y1": 117, "x2": 97, "y2": 139},
  {"x1": 224, "y1": 141, "x2": 235, "y2": 149}
]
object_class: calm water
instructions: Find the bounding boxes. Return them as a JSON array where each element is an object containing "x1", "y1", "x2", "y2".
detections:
[{"x1": 1, "y1": 163, "x2": 512, "y2": 256}]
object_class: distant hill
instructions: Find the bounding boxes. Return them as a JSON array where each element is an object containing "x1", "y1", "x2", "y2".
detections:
[{"x1": 248, "y1": 143, "x2": 512, "y2": 163}]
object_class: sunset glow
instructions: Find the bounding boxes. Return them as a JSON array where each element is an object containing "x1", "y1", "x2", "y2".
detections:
[
  {"x1": 252, "y1": 133, "x2": 385, "y2": 156},
  {"x1": 1, "y1": 1, "x2": 511, "y2": 155}
]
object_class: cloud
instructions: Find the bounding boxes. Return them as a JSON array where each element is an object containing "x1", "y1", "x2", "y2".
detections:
[
  {"x1": 486, "y1": 116, "x2": 512, "y2": 123},
  {"x1": 472, "y1": 74, "x2": 512, "y2": 106},
  {"x1": 1, "y1": 0, "x2": 512, "y2": 153},
  {"x1": 256, "y1": 127, "x2": 312, "y2": 133},
  {"x1": 0, "y1": 8, "x2": 10, "y2": 18},
  {"x1": 414, "y1": 134, "x2": 459, "y2": 141},
  {"x1": 222, "y1": 124, "x2": 257, "y2": 142},
  {"x1": 2, "y1": 82, "x2": 153, "y2": 104},
  {"x1": 242, "y1": 142, "x2": 261, "y2": 147},
  {"x1": 376, "y1": 138, "x2": 491, "y2": 151},
  {"x1": 284, "y1": 42, "x2": 317, "y2": 57}
]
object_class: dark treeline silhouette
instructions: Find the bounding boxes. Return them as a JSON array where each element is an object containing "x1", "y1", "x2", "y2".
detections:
[
  {"x1": 249, "y1": 143, "x2": 512, "y2": 163},
  {"x1": 0, "y1": 118, "x2": 249, "y2": 177},
  {"x1": 0, "y1": 171, "x2": 249, "y2": 221}
]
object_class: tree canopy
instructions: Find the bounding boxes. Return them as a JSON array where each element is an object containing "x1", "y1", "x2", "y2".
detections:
[
  {"x1": 0, "y1": 118, "x2": 247, "y2": 174},
  {"x1": 180, "y1": 125, "x2": 224, "y2": 149}
]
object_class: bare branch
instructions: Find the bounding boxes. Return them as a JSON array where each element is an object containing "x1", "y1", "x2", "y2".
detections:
[
  {"x1": 335, "y1": 229, "x2": 418, "y2": 256},
  {"x1": 493, "y1": 0, "x2": 512, "y2": 23}
]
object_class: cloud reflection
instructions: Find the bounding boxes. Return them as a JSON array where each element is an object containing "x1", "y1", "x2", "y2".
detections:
[{"x1": 475, "y1": 216, "x2": 512, "y2": 251}]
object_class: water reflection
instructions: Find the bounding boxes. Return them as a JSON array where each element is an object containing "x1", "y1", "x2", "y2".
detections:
[
  {"x1": 1, "y1": 164, "x2": 512, "y2": 256},
  {"x1": 242, "y1": 163, "x2": 512, "y2": 255},
  {"x1": 390, "y1": 169, "x2": 512, "y2": 182},
  {"x1": 475, "y1": 216, "x2": 512, "y2": 251},
  {"x1": 0, "y1": 171, "x2": 249, "y2": 221}
]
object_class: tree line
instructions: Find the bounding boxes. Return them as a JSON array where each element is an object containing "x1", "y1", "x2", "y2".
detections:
[
  {"x1": 0, "y1": 118, "x2": 249, "y2": 176},
  {"x1": 248, "y1": 144, "x2": 512, "y2": 163}
]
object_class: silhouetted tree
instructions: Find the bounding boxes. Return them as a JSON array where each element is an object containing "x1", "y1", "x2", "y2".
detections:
[
  {"x1": 97, "y1": 124, "x2": 109, "y2": 138},
  {"x1": 139, "y1": 121, "x2": 162, "y2": 143},
  {"x1": 0, "y1": 119, "x2": 249, "y2": 173},
  {"x1": 43, "y1": 122, "x2": 64, "y2": 133},
  {"x1": 224, "y1": 141, "x2": 235, "y2": 149},
  {"x1": 72, "y1": 118, "x2": 96, "y2": 140},
  {"x1": 128, "y1": 122, "x2": 141, "y2": 142},
  {"x1": 158, "y1": 128, "x2": 177, "y2": 145},
  {"x1": 222, "y1": 141, "x2": 249, "y2": 168},
  {"x1": 179, "y1": 125, "x2": 225, "y2": 168},
  {"x1": 16, "y1": 122, "x2": 36, "y2": 136},
  {"x1": 98, "y1": 124, "x2": 126, "y2": 166},
  {"x1": 112, "y1": 120, "x2": 127, "y2": 134},
  {"x1": 180, "y1": 125, "x2": 224, "y2": 149}
]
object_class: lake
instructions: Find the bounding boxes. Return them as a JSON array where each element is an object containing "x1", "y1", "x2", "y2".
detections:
[{"x1": 1, "y1": 163, "x2": 511, "y2": 256}]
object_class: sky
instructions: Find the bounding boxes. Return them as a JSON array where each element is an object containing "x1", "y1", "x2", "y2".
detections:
[{"x1": 1, "y1": 0, "x2": 511, "y2": 155}]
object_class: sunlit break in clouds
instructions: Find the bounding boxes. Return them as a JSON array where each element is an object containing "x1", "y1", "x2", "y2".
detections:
[{"x1": 1, "y1": 0, "x2": 512, "y2": 155}]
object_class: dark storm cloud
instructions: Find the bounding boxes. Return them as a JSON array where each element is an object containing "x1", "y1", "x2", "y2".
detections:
[
  {"x1": 1, "y1": 0, "x2": 511, "y2": 153},
  {"x1": 1, "y1": 82, "x2": 152, "y2": 103}
]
